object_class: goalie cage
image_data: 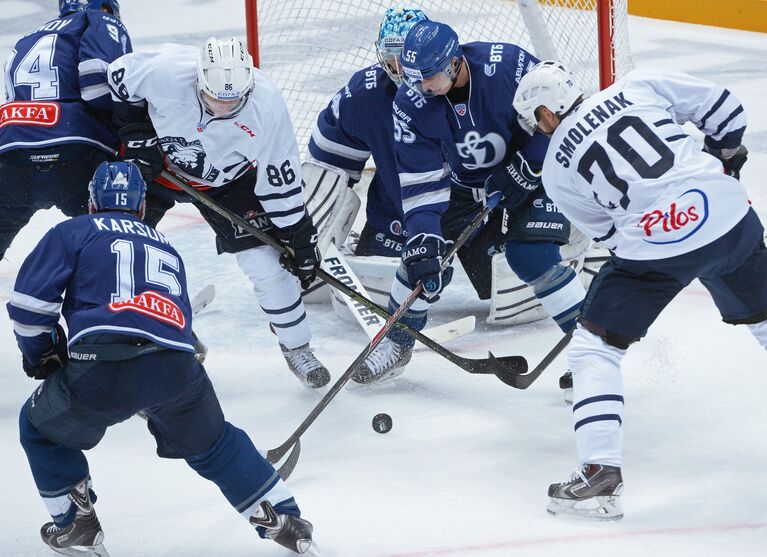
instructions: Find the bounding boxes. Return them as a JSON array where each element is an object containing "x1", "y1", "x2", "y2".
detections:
[{"x1": 244, "y1": 0, "x2": 634, "y2": 157}]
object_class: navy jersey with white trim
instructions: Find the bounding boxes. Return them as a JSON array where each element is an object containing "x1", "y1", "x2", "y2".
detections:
[
  {"x1": 392, "y1": 42, "x2": 548, "y2": 236},
  {"x1": 7, "y1": 214, "x2": 196, "y2": 364},
  {"x1": 308, "y1": 64, "x2": 406, "y2": 236},
  {"x1": 1, "y1": 11, "x2": 132, "y2": 155}
]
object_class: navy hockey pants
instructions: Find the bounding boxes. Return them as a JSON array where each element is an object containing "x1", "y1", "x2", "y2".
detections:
[
  {"x1": 0, "y1": 144, "x2": 112, "y2": 260},
  {"x1": 581, "y1": 208, "x2": 767, "y2": 348},
  {"x1": 19, "y1": 334, "x2": 300, "y2": 526}
]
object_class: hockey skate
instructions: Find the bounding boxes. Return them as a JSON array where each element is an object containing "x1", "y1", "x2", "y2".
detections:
[
  {"x1": 351, "y1": 337, "x2": 412, "y2": 385},
  {"x1": 559, "y1": 371, "x2": 573, "y2": 405},
  {"x1": 281, "y1": 343, "x2": 331, "y2": 388},
  {"x1": 40, "y1": 480, "x2": 109, "y2": 556},
  {"x1": 249, "y1": 500, "x2": 314, "y2": 554},
  {"x1": 547, "y1": 463, "x2": 624, "y2": 520}
]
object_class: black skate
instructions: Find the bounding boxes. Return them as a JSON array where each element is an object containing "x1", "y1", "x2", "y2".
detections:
[
  {"x1": 40, "y1": 480, "x2": 109, "y2": 556},
  {"x1": 249, "y1": 500, "x2": 313, "y2": 554},
  {"x1": 350, "y1": 337, "x2": 412, "y2": 385},
  {"x1": 559, "y1": 371, "x2": 573, "y2": 405},
  {"x1": 281, "y1": 343, "x2": 331, "y2": 388},
  {"x1": 548, "y1": 463, "x2": 624, "y2": 520}
]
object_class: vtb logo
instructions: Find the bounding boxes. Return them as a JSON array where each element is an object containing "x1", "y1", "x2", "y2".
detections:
[{"x1": 639, "y1": 189, "x2": 708, "y2": 245}]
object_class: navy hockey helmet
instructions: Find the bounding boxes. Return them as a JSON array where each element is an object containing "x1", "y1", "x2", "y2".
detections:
[
  {"x1": 399, "y1": 20, "x2": 463, "y2": 96},
  {"x1": 88, "y1": 161, "x2": 146, "y2": 213},
  {"x1": 59, "y1": 0, "x2": 121, "y2": 19}
]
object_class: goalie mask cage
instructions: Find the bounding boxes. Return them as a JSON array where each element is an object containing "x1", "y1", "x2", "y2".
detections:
[{"x1": 244, "y1": 0, "x2": 633, "y2": 156}]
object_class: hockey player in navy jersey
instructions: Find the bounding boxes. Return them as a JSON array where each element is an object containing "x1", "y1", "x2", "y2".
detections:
[
  {"x1": 8, "y1": 161, "x2": 314, "y2": 555},
  {"x1": 348, "y1": 20, "x2": 586, "y2": 384},
  {"x1": 107, "y1": 37, "x2": 330, "y2": 388},
  {"x1": 513, "y1": 62, "x2": 762, "y2": 519},
  {"x1": 0, "y1": 0, "x2": 130, "y2": 261},
  {"x1": 309, "y1": 7, "x2": 428, "y2": 259}
]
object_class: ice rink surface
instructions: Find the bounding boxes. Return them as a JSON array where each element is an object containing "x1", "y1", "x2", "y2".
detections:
[{"x1": 1, "y1": 1, "x2": 766, "y2": 556}]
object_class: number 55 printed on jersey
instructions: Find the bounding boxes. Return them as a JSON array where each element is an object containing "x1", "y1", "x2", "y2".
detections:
[{"x1": 393, "y1": 115, "x2": 415, "y2": 143}]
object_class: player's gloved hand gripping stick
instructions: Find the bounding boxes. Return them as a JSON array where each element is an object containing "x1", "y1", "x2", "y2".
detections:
[{"x1": 160, "y1": 170, "x2": 527, "y2": 383}]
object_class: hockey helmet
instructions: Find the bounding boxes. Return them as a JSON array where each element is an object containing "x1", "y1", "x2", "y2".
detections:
[
  {"x1": 88, "y1": 161, "x2": 146, "y2": 213},
  {"x1": 513, "y1": 61, "x2": 584, "y2": 135},
  {"x1": 399, "y1": 20, "x2": 463, "y2": 97},
  {"x1": 375, "y1": 7, "x2": 429, "y2": 86},
  {"x1": 59, "y1": 0, "x2": 121, "y2": 19},
  {"x1": 196, "y1": 37, "x2": 255, "y2": 118}
]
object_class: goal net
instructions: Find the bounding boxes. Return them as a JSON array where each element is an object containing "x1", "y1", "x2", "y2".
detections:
[{"x1": 247, "y1": 0, "x2": 633, "y2": 156}]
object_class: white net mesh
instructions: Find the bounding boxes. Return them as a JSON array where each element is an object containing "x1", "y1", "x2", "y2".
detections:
[{"x1": 252, "y1": 0, "x2": 633, "y2": 155}]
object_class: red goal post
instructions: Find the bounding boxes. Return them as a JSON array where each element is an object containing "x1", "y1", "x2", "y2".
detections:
[{"x1": 244, "y1": 0, "x2": 633, "y2": 155}]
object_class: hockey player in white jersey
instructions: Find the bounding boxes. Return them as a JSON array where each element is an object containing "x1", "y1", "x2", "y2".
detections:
[
  {"x1": 511, "y1": 61, "x2": 762, "y2": 519},
  {"x1": 107, "y1": 37, "x2": 330, "y2": 388}
]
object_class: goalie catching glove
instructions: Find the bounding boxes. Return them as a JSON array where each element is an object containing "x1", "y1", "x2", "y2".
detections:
[
  {"x1": 703, "y1": 141, "x2": 748, "y2": 180},
  {"x1": 484, "y1": 151, "x2": 542, "y2": 210},
  {"x1": 118, "y1": 122, "x2": 165, "y2": 182},
  {"x1": 402, "y1": 233, "x2": 454, "y2": 302},
  {"x1": 22, "y1": 323, "x2": 68, "y2": 380},
  {"x1": 275, "y1": 214, "x2": 321, "y2": 289}
]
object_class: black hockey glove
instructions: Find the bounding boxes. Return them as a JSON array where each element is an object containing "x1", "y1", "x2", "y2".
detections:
[
  {"x1": 704, "y1": 143, "x2": 748, "y2": 181},
  {"x1": 276, "y1": 215, "x2": 321, "y2": 290},
  {"x1": 22, "y1": 324, "x2": 68, "y2": 380},
  {"x1": 118, "y1": 122, "x2": 164, "y2": 182},
  {"x1": 484, "y1": 151, "x2": 543, "y2": 210},
  {"x1": 402, "y1": 233, "x2": 454, "y2": 302}
]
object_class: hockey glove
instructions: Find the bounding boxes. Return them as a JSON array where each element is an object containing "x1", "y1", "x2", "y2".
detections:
[
  {"x1": 118, "y1": 123, "x2": 165, "y2": 182},
  {"x1": 484, "y1": 151, "x2": 542, "y2": 210},
  {"x1": 704, "y1": 143, "x2": 748, "y2": 180},
  {"x1": 402, "y1": 233, "x2": 454, "y2": 302},
  {"x1": 22, "y1": 324, "x2": 68, "y2": 380},
  {"x1": 276, "y1": 215, "x2": 321, "y2": 290}
]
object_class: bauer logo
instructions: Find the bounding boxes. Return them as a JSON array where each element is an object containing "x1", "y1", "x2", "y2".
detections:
[
  {"x1": 639, "y1": 189, "x2": 709, "y2": 245},
  {"x1": 108, "y1": 291, "x2": 186, "y2": 329},
  {"x1": 0, "y1": 101, "x2": 60, "y2": 128}
]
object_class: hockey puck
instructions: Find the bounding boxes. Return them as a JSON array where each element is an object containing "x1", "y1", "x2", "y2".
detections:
[{"x1": 372, "y1": 413, "x2": 393, "y2": 434}]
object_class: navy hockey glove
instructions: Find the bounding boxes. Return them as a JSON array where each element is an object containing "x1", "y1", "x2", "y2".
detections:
[
  {"x1": 484, "y1": 151, "x2": 542, "y2": 210},
  {"x1": 118, "y1": 123, "x2": 164, "y2": 182},
  {"x1": 22, "y1": 324, "x2": 68, "y2": 380},
  {"x1": 402, "y1": 233, "x2": 454, "y2": 302},
  {"x1": 704, "y1": 143, "x2": 748, "y2": 180},
  {"x1": 276, "y1": 215, "x2": 321, "y2": 290}
]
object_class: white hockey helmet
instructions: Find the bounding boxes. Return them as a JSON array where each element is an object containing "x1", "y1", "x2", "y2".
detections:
[
  {"x1": 197, "y1": 36, "x2": 254, "y2": 118},
  {"x1": 513, "y1": 61, "x2": 583, "y2": 135}
]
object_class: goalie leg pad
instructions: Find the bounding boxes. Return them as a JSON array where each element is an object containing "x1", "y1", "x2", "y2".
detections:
[
  {"x1": 236, "y1": 247, "x2": 311, "y2": 349},
  {"x1": 302, "y1": 161, "x2": 360, "y2": 252}
]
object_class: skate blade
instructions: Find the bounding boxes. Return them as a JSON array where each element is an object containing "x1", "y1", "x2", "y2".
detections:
[
  {"x1": 50, "y1": 542, "x2": 111, "y2": 557},
  {"x1": 547, "y1": 495, "x2": 623, "y2": 521},
  {"x1": 345, "y1": 366, "x2": 407, "y2": 390}
]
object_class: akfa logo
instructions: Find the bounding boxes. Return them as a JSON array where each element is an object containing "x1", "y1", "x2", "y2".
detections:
[
  {"x1": 639, "y1": 188, "x2": 708, "y2": 245},
  {"x1": 108, "y1": 291, "x2": 186, "y2": 329}
]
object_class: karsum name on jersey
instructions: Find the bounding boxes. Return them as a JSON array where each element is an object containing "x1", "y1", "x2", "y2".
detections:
[
  {"x1": 554, "y1": 92, "x2": 634, "y2": 168},
  {"x1": 92, "y1": 217, "x2": 171, "y2": 245}
]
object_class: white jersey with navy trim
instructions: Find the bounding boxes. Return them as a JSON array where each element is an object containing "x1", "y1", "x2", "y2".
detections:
[
  {"x1": 542, "y1": 69, "x2": 750, "y2": 260},
  {"x1": 108, "y1": 45, "x2": 305, "y2": 229}
]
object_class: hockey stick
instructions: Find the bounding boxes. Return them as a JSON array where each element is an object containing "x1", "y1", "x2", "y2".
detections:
[
  {"x1": 266, "y1": 200, "x2": 522, "y2": 478},
  {"x1": 160, "y1": 170, "x2": 526, "y2": 383},
  {"x1": 497, "y1": 329, "x2": 574, "y2": 389},
  {"x1": 191, "y1": 284, "x2": 215, "y2": 315}
]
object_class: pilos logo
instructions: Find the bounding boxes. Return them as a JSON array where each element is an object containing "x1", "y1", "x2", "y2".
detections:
[
  {"x1": 108, "y1": 291, "x2": 186, "y2": 329},
  {"x1": 0, "y1": 101, "x2": 59, "y2": 128},
  {"x1": 639, "y1": 189, "x2": 708, "y2": 245}
]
